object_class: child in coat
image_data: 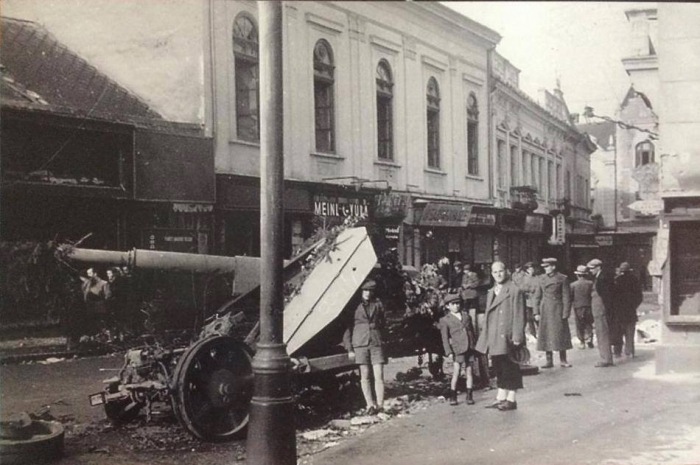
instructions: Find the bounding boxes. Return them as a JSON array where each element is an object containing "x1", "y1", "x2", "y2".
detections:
[{"x1": 439, "y1": 293, "x2": 477, "y2": 405}]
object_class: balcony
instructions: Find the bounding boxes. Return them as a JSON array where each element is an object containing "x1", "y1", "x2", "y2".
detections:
[{"x1": 509, "y1": 185, "x2": 539, "y2": 213}]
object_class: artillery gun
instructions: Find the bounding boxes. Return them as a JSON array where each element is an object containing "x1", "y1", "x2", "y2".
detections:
[{"x1": 59, "y1": 227, "x2": 377, "y2": 441}]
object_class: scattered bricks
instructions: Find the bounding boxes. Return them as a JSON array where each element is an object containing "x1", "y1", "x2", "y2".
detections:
[
  {"x1": 350, "y1": 416, "x2": 380, "y2": 426},
  {"x1": 330, "y1": 419, "x2": 352, "y2": 430},
  {"x1": 301, "y1": 429, "x2": 335, "y2": 441}
]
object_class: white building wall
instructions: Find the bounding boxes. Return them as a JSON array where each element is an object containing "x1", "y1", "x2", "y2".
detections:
[{"x1": 207, "y1": 1, "x2": 497, "y2": 202}]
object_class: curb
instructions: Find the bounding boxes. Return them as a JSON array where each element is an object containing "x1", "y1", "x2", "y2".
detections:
[{"x1": 0, "y1": 347, "x2": 113, "y2": 365}]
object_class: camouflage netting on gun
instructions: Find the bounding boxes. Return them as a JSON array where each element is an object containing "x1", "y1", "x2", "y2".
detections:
[{"x1": 0, "y1": 241, "x2": 82, "y2": 326}]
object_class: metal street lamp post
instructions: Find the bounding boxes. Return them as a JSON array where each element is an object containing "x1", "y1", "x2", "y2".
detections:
[{"x1": 246, "y1": 2, "x2": 297, "y2": 465}]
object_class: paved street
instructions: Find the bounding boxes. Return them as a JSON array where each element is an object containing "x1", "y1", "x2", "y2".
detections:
[
  {"x1": 306, "y1": 343, "x2": 700, "y2": 465},
  {"x1": 3, "y1": 302, "x2": 699, "y2": 464}
]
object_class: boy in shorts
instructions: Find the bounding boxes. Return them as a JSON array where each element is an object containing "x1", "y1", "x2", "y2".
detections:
[
  {"x1": 344, "y1": 279, "x2": 387, "y2": 415},
  {"x1": 439, "y1": 293, "x2": 477, "y2": 405}
]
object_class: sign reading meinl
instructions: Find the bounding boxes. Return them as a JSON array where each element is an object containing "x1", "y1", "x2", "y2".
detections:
[{"x1": 314, "y1": 195, "x2": 369, "y2": 218}]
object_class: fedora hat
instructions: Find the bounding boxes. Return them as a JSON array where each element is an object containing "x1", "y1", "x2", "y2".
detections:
[{"x1": 574, "y1": 265, "x2": 588, "y2": 275}]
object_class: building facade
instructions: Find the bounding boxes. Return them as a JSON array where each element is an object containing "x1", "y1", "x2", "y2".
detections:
[
  {"x1": 655, "y1": 4, "x2": 700, "y2": 374},
  {"x1": 577, "y1": 7, "x2": 661, "y2": 291},
  {"x1": 204, "y1": 1, "x2": 595, "y2": 272},
  {"x1": 491, "y1": 53, "x2": 595, "y2": 272}
]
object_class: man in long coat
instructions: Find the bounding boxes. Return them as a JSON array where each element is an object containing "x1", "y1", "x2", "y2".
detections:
[
  {"x1": 587, "y1": 258, "x2": 615, "y2": 367},
  {"x1": 612, "y1": 262, "x2": 643, "y2": 358},
  {"x1": 533, "y1": 258, "x2": 573, "y2": 368},
  {"x1": 475, "y1": 261, "x2": 526, "y2": 411}
]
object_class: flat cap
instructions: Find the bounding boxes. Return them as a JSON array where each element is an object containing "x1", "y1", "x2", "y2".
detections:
[
  {"x1": 587, "y1": 258, "x2": 603, "y2": 268},
  {"x1": 541, "y1": 257, "x2": 558, "y2": 266},
  {"x1": 574, "y1": 265, "x2": 589, "y2": 275},
  {"x1": 619, "y1": 262, "x2": 631, "y2": 272},
  {"x1": 443, "y1": 293, "x2": 461, "y2": 305},
  {"x1": 453, "y1": 260, "x2": 462, "y2": 267},
  {"x1": 523, "y1": 261, "x2": 535, "y2": 269},
  {"x1": 361, "y1": 279, "x2": 377, "y2": 290}
]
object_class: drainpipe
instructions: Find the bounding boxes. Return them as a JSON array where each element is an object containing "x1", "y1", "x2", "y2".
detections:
[{"x1": 487, "y1": 47, "x2": 495, "y2": 203}]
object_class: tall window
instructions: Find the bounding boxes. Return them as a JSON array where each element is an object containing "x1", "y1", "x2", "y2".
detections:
[
  {"x1": 635, "y1": 140, "x2": 655, "y2": 166},
  {"x1": 531, "y1": 154, "x2": 538, "y2": 190},
  {"x1": 376, "y1": 60, "x2": 393, "y2": 161},
  {"x1": 497, "y1": 140, "x2": 506, "y2": 188},
  {"x1": 314, "y1": 40, "x2": 335, "y2": 153},
  {"x1": 538, "y1": 157, "x2": 545, "y2": 195},
  {"x1": 426, "y1": 77, "x2": 441, "y2": 168},
  {"x1": 522, "y1": 151, "x2": 529, "y2": 185},
  {"x1": 556, "y1": 164, "x2": 562, "y2": 199},
  {"x1": 510, "y1": 145, "x2": 518, "y2": 186},
  {"x1": 233, "y1": 15, "x2": 259, "y2": 142},
  {"x1": 548, "y1": 161, "x2": 554, "y2": 199},
  {"x1": 467, "y1": 93, "x2": 479, "y2": 175},
  {"x1": 566, "y1": 169, "x2": 571, "y2": 199}
]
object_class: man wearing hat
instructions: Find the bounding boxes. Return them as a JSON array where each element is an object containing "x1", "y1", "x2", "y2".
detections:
[
  {"x1": 612, "y1": 262, "x2": 643, "y2": 358},
  {"x1": 343, "y1": 279, "x2": 387, "y2": 415},
  {"x1": 570, "y1": 265, "x2": 594, "y2": 349},
  {"x1": 587, "y1": 258, "x2": 615, "y2": 367},
  {"x1": 439, "y1": 293, "x2": 477, "y2": 405},
  {"x1": 533, "y1": 258, "x2": 573, "y2": 368}
]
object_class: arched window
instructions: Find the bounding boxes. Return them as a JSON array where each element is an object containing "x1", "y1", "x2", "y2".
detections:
[
  {"x1": 376, "y1": 60, "x2": 393, "y2": 161},
  {"x1": 467, "y1": 93, "x2": 479, "y2": 175},
  {"x1": 314, "y1": 40, "x2": 335, "y2": 153},
  {"x1": 635, "y1": 140, "x2": 655, "y2": 166},
  {"x1": 426, "y1": 77, "x2": 440, "y2": 168},
  {"x1": 233, "y1": 15, "x2": 259, "y2": 142}
]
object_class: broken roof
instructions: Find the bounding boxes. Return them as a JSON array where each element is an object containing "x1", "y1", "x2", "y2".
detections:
[
  {"x1": 1, "y1": 16, "x2": 163, "y2": 123},
  {"x1": 577, "y1": 121, "x2": 616, "y2": 151}
]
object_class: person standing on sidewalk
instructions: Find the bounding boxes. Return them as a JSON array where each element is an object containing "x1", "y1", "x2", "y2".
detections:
[
  {"x1": 439, "y1": 293, "x2": 477, "y2": 406},
  {"x1": 570, "y1": 265, "x2": 594, "y2": 349},
  {"x1": 344, "y1": 279, "x2": 387, "y2": 415},
  {"x1": 612, "y1": 262, "x2": 643, "y2": 358},
  {"x1": 475, "y1": 261, "x2": 526, "y2": 412},
  {"x1": 533, "y1": 258, "x2": 573, "y2": 368},
  {"x1": 518, "y1": 262, "x2": 540, "y2": 339},
  {"x1": 587, "y1": 258, "x2": 615, "y2": 367}
]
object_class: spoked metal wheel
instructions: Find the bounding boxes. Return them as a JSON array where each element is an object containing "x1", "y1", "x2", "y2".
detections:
[{"x1": 171, "y1": 336, "x2": 253, "y2": 441}]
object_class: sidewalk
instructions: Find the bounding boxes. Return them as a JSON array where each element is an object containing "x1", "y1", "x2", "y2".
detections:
[{"x1": 304, "y1": 340, "x2": 700, "y2": 465}]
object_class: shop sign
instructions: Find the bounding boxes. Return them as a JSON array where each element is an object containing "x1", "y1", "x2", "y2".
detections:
[
  {"x1": 313, "y1": 195, "x2": 370, "y2": 218},
  {"x1": 524, "y1": 215, "x2": 545, "y2": 233},
  {"x1": 420, "y1": 202, "x2": 473, "y2": 227},
  {"x1": 173, "y1": 203, "x2": 214, "y2": 213},
  {"x1": 374, "y1": 193, "x2": 411, "y2": 219},
  {"x1": 595, "y1": 235, "x2": 613, "y2": 246},
  {"x1": 499, "y1": 212, "x2": 526, "y2": 231},
  {"x1": 548, "y1": 213, "x2": 566, "y2": 245},
  {"x1": 628, "y1": 199, "x2": 663, "y2": 216},
  {"x1": 468, "y1": 212, "x2": 497, "y2": 227},
  {"x1": 141, "y1": 229, "x2": 198, "y2": 253},
  {"x1": 383, "y1": 225, "x2": 401, "y2": 241}
]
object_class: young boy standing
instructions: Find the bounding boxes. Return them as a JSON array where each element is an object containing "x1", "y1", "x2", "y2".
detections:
[{"x1": 439, "y1": 293, "x2": 477, "y2": 405}]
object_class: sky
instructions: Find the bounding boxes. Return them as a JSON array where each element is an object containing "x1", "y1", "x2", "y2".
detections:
[
  {"x1": 2, "y1": 1, "x2": 644, "y2": 122},
  {"x1": 446, "y1": 2, "x2": 641, "y2": 118}
]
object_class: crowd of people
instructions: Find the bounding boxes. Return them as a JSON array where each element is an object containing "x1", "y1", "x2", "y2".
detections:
[{"x1": 344, "y1": 254, "x2": 644, "y2": 415}]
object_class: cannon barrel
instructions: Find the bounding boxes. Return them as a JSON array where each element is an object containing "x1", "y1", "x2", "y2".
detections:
[{"x1": 58, "y1": 246, "x2": 264, "y2": 295}]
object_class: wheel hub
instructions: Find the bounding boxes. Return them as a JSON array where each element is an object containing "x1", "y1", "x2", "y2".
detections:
[{"x1": 207, "y1": 369, "x2": 236, "y2": 408}]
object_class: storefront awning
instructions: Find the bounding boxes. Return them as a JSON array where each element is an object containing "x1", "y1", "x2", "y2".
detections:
[{"x1": 419, "y1": 202, "x2": 473, "y2": 227}]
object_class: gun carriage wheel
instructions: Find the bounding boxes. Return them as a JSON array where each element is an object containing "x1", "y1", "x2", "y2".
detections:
[{"x1": 171, "y1": 336, "x2": 253, "y2": 441}]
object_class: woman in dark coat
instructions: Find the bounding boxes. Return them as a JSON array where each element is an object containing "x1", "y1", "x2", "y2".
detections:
[{"x1": 533, "y1": 258, "x2": 573, "y2": 368}]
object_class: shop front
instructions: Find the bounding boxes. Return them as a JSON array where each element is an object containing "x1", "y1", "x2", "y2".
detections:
[{"x1": 654, "y1": 195, "x2": 700, "y2": 374}]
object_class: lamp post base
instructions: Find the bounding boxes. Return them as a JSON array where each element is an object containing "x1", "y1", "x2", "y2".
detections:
[{"x1": 246, "y1": 342, "x2": 297, "y2": 465}]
